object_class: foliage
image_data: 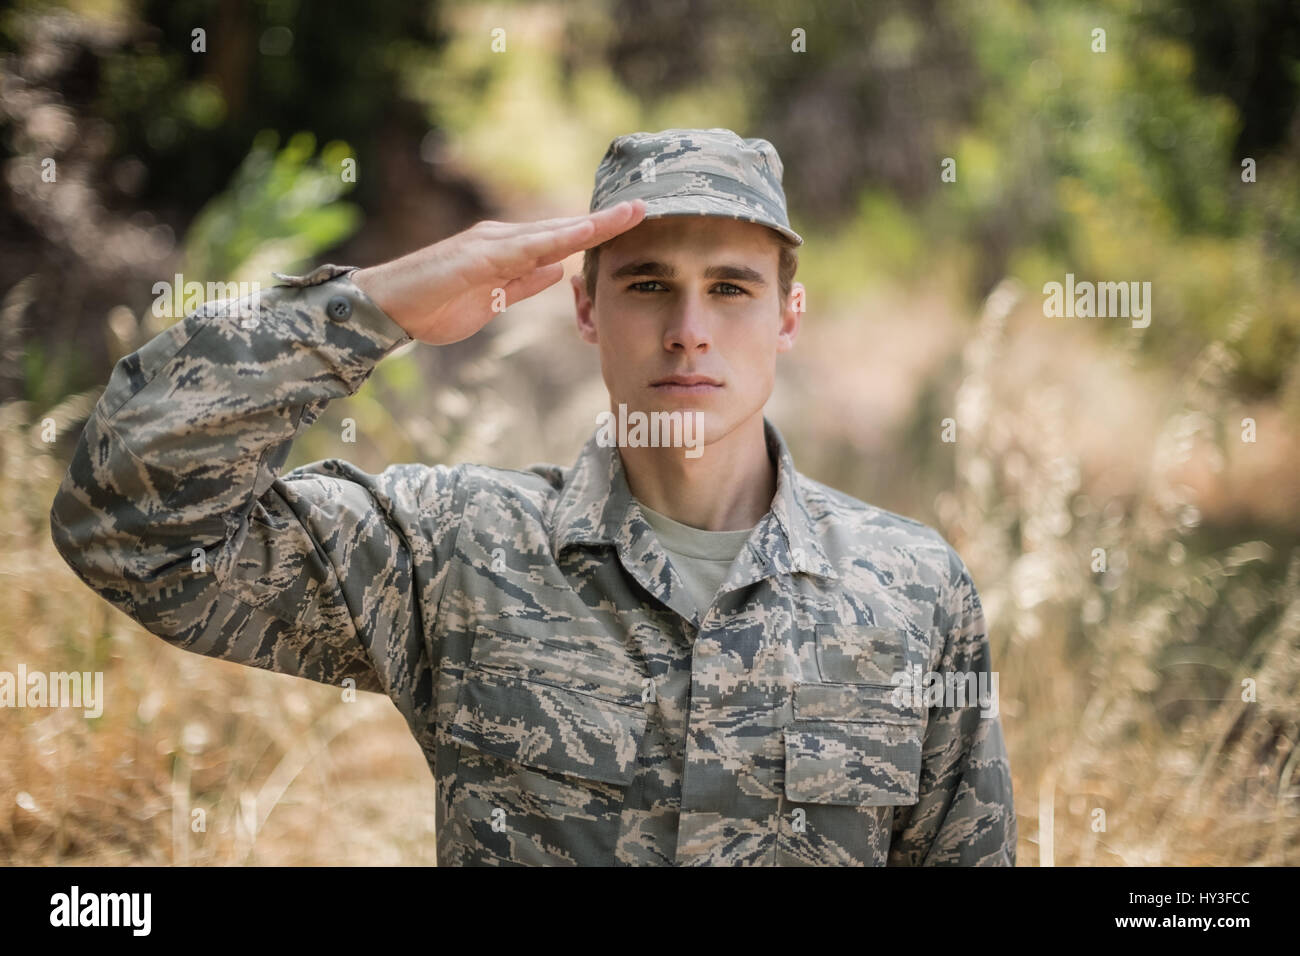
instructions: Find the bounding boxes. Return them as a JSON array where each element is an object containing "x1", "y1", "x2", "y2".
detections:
[
  {"x1": 182, "y1": 130, "x2": 360, "y2": 287},
  {"x1": 2, "y1": 0, "x2": 1298, "y2": 866}
]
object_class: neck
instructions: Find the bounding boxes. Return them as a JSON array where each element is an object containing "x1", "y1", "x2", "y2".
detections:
[{"x1": 618, "y1": 410, "x2": 776, "y2": 531}]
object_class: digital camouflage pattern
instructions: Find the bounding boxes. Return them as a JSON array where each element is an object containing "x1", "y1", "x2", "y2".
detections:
[
  {"x1": 49, "y1": 268, "x2": 1016, "y2": 866},
  {"x1": 590, "y1": 127, "x2": 804, "y2": 246}
]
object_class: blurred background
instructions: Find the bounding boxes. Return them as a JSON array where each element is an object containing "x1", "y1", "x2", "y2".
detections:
[{"x1": 2, "y1": 0, "x2": 1298, "y2": 865}]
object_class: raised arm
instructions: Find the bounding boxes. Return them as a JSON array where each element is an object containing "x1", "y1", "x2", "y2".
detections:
[{"x1": 49, "y1": 201, "x2": 647, "y2": 711}]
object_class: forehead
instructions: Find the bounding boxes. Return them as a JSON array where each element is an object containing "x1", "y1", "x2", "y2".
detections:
[{"x1": 600, "y1": 215, "x2": 780, "y2": 269}]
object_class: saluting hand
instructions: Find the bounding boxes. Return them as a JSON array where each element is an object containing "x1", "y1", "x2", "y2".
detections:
[{"x1": 351, "y1": 200, "x2": 647, "y2": 345}]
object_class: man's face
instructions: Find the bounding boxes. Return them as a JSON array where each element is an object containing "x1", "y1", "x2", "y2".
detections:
[{"x1": 572, "y1": 215, "x2": 801, "y2": 452}]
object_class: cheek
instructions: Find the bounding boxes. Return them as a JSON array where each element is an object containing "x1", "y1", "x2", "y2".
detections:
[
  {"x1": 603, "y1": 314, "x2": 661, "y2": 358},
  {"x1": 596, "y1": 327, "x2": 647, "y2": 389},
  {"x1": 736, "y1": 349, "x2": 780, "y2": 402},
  {"x1": 725, "y1": 328, "x2": 780, "y2": 374},
  {"x1": 598, "y1": 325, "x2": 637, "y2": 362}
]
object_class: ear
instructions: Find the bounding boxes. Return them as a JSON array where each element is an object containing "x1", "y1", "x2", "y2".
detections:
[
  {"x1": 572, "y1": 272, "x2": 598, "y2": 344},
  {"x1": 777, "y1": 280, "x2": 804, "y2": 353}
]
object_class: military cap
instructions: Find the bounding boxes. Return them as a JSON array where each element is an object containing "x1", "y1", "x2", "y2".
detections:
[{"x1": 589, "y1": 127, "x2": 803, "y2": 245}]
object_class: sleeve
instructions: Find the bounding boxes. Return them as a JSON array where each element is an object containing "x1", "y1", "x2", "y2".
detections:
[
  {"x1": 887, "y1": 548, "x2": 1017, "y2": 865},
  {"x1": 48, "y1": 265, "x2": 463, "y2": 719}
]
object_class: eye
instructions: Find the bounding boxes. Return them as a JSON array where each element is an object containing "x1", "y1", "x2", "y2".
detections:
[
  {"x1": 628, "y1": 280, "x2": 667, "y2": 292},
  {"x1": 714, "y1": 282, "x2": 748, "y2": 296}
]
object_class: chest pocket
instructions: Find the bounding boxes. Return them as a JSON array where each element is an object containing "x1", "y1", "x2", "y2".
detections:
[
  {"x1": 448, "y1": 625, "x2": 649, "y2": 785},
  {"x1": 787, "y1": 624, "x2": 929, "y2": 802},
  {"x1": 442, "y1": 625, "x2": 650, "y2": 865},
  {"x1": 778, "y1": 625, "x2": 930, "y2": 865}
]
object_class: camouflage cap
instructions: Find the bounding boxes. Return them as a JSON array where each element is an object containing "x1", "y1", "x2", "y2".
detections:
[{"x1": 589, "y1": 127, "x2": 803, "y2": 246}]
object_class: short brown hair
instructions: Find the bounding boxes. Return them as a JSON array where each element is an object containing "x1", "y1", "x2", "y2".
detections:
[{"x1": 582, "y1": 230, "x2": 799, "y2": 311}]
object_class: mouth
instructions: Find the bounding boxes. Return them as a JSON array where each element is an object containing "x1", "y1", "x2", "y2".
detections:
[{"x1": 650, "y1": 374, "x2": 723, "y2": 394}]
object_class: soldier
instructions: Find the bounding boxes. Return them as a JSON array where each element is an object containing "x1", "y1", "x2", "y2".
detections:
[{"x1": 50, "y1": 127, "x2": 1015, "y2": 865}]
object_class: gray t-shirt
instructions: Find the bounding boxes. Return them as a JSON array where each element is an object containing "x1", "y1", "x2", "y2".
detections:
[{"x1": 635, "y1": 498, "x2": 754, "y2": 616}]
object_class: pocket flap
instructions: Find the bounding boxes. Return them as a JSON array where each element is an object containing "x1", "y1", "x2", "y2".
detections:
[
  {"x1": 449, "y1": 670, "x2": 648, "y2": 786},
  {"x1": 783, "y1": 722, "x2": 921, "y2": 806},
  {"x1": 471, "y1": 624, "x2": 644, "y2": 705},
  {"x1": 793, "y1": 681, "x2": 922, "y2": 724},
  {"x1": 814, "y1": 624, "x2": 909, "y2": 684}
]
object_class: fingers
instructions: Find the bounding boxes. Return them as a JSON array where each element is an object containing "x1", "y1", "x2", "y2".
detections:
[
  {"x1": 499, "y1": 261, "x2": 566, "y2": 306},
  {"x1": 486, "y1": 199, "x2": 647, "y2": 239},
  {"x1": 482, "y1": 213, "x2": 597, "y2": 236},
  {"x1": 585, "y1": 198, "x2": 648, "y2": 245},
  {"x1": 508, "y1": 200, "x2": 646, "y2": 266}
]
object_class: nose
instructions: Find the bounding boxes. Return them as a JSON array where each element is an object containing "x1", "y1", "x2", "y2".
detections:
[{"x1": 663, "y1": 291, "x2": 712, "y2": 353}]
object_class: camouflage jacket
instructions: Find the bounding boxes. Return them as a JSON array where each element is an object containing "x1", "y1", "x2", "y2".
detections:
[{"x1": 49, "y1": 264, "x2": 1016, "y2": 866}]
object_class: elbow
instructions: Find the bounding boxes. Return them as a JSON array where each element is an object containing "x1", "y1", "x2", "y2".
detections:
[
  {"x1": 49, "y1": 473, "x2": 124, "y2": 612},
  {"x1": 49, "y1": 470, "x2": 92, "y2": 579},
  {"x1": 49, "y1": 473, "x2": 187, "y2": 639},
  {"x1": 48, "y1": 442, "x2": 138, "y2": 601}
]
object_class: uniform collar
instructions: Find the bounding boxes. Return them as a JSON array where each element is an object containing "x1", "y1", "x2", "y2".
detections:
[{"x1": 551, "y1": 416, "x2": 839, "y2": 584}]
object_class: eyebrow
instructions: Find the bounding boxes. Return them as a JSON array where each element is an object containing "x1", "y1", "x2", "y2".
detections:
[{"x1": 608, "y1": 260, "x2": 768, "y2": 286}]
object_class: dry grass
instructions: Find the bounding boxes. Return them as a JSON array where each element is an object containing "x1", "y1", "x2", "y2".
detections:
[
  {"x1": 0, "y1": 392, "x2": 437, "y2": 866},
  {"x1": 2, "y1": 275, "x2": 1296, "y2": 866},
  {"x1": 919, "y1": 280, "x2": 1299, "y2": 865}
]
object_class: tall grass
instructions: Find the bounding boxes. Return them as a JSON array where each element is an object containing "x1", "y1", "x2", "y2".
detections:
[
  {"x1": 1, "y1": 275, "x2": 1295, "y2": 865},
  {"x1": 942, "y1": 280, "x2": 1299, "y2": 865}
]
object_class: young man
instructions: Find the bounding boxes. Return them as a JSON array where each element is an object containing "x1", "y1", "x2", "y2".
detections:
[{"x1": 50, "y1": 128, "x2": 1015, "y2": 866}]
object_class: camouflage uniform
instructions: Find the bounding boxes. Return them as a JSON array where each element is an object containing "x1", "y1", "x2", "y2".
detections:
[{"x1": 49, "y1": 130, "x2": 1016, "y2": 866}]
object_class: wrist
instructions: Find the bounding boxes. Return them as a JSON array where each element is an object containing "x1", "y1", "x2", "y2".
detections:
[
  {"x1": 349, "y1": 263, "x2": 381, "y2": 305},
  {"x1": 349, "y1": 264, "x2": 405, "y2": 331}
]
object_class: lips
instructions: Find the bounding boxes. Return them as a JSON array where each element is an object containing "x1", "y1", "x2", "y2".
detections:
[{"x1": 651, "y1": 374, "x2": 722, "y2": 387}]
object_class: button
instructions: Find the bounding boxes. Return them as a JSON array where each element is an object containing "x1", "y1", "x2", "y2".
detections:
[{"x1": 325, "y1": 295, "x2": 352, "y2": 321}]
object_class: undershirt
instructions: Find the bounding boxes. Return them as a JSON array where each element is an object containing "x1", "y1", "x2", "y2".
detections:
[{"x1": 635, "y1": 498, "x2": 755, "y2": 617}]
